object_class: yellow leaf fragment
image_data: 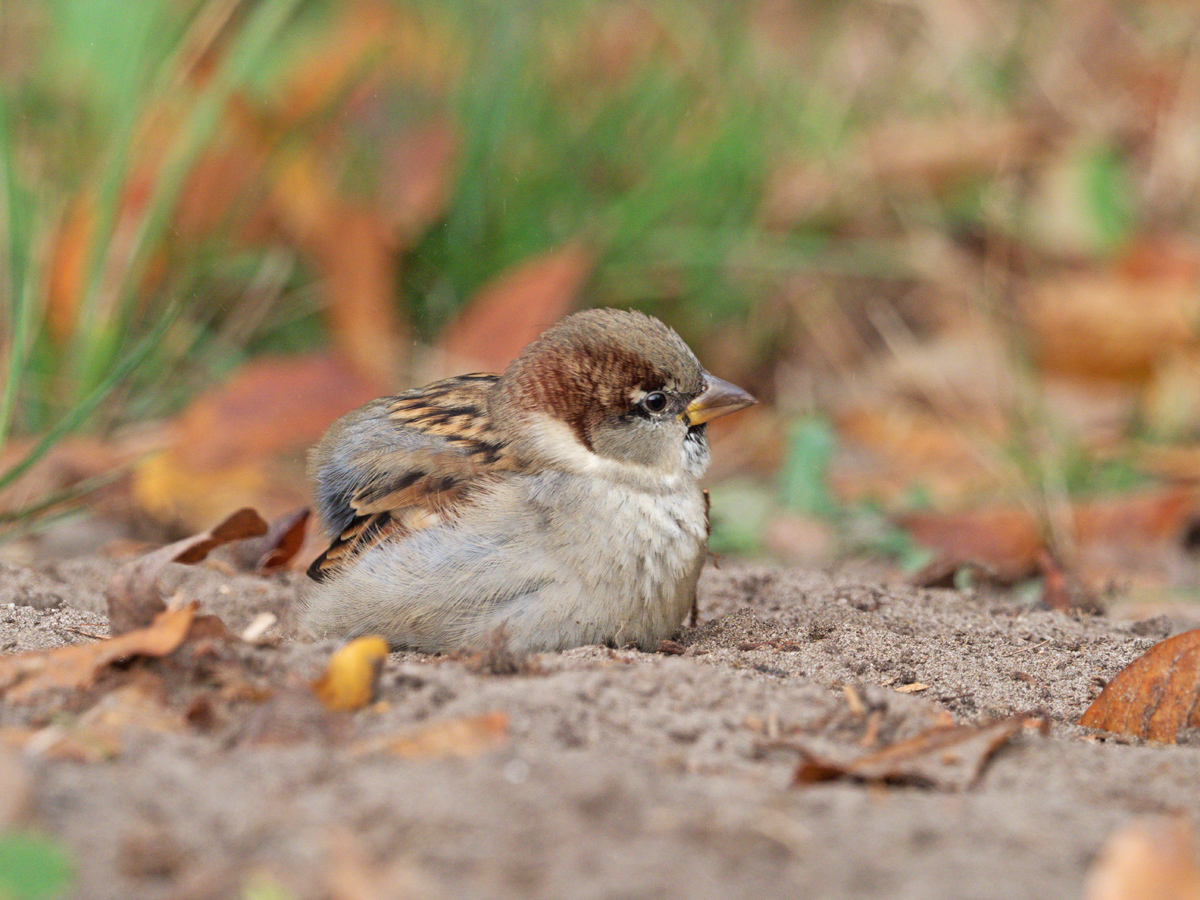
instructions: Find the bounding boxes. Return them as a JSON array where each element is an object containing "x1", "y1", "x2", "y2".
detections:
[{"x1": 312, "y1": 636, "x2": 390, "y2": 712}]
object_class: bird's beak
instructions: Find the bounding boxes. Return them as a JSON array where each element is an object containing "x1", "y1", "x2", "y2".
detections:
[{"x1": 683, "y1": 375, "x2": 756, "y2": 426}]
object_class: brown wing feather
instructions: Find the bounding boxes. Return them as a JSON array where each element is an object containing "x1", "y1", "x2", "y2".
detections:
[{"x1": 307, "y1": 374, "x2": 518, "y2": 582}]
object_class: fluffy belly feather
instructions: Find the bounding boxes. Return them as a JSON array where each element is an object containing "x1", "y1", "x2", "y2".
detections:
[
  {"x1": 537, "y1": 482, "x2": 708, "y2": 649},
  {"x1": 300, "y1": 474, "x2": 709, "y2": 653}
]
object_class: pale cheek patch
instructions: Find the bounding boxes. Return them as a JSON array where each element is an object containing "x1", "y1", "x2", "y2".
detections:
[
  {"x1": 524, "y1": 413, "x2": 689, "y2": 489},
  {"x1": 525, "y1": 413, "x2": 606, "y2": 473}
]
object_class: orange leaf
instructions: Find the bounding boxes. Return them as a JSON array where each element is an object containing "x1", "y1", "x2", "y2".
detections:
[
  {"x1": 351, "y1": 711, "x2": 508, "y2": 760},
  {"x1": 1080, "y1": 629, "x2": 1200, "y2": 743},
  {"x1": 133, "y1": 353, "x2": 382, "y2": 527},
  {"x1": 1085, "y1": 817, "x2": 1200, "y2": 900},
  {"x1": 762, "y1": 115, "x2": 1042, "y2": 228},
  {"x1": 173, "y1": 136, "x2": 270, "y2": 242},
  {"x1": 0, "y1": 604, "x2": 197, "y2": 703},
  {"x1": 380, "y1": 119, "x2": 457, "y2": 247},
  {"x1": 1074, "y1": 488, "x2": 1198, "y2": 551},
  {"x1": 174, "y1": 354, "x2": 385, "y2": 470},
  {"x1": 0, "y1": 434, "x2": 144, "y2": 518},
  {"x1": 318, "y1": 210, "x2": 404, "y2": 383},
  {"x1": 268, "y1": 149, "x2": 405, "y2": 383},
  {"x1": 11, "y1": 678, "x2": 185, "y2": 762},
  {"x1": 897, "y1": 506, "x2": 1045, "y2": 585},
  {"x1": 901, "y1": 488, "x2": 1199, "y2": 598},
  {"x1": 833, "y1": 403, "x2": 1005, "y2": 509},
  {"x1": 44, "y1": 195, "x2": 96, "y2": 343},
  {"x1": 132, "y1": 453, "x2": 274, "y2": 533},
  {"x1": 1024, "y1": 266, "x2": 1200, "y2": 383},
  {"x1": 439, "y1": 243, "x2": 592, "y2": 371},
  {"x1": 0, "y1": 747, "x2": 32, "y2": 827},
  {"x1": 276, "y1": 2, "x2": 400, "y2": 125},
  {"x1": 169, "y1": 507, "x2": 269, "y2": 564}
]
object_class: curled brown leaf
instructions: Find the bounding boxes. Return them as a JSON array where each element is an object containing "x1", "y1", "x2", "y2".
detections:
[
  {"x1": 0, "y1": 604, "x2": 197, "y2": 703},
  {"x1": 1080, "y1": 629, "x2": 1200, "y2": 743},
  {"x1": 793, "y1": 715, "x2": 1037, "y2": 791}
]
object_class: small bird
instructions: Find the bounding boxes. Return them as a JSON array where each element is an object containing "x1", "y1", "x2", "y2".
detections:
[{"x1": 300, "y1": 308, "x2": 755, "y2": 653}]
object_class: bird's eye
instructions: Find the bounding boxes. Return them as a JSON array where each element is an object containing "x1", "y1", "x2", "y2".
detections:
[{"x1": 641, "y1": 391, "x2": 669, "y2": 414}]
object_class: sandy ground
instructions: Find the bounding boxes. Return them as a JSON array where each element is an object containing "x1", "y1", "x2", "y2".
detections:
[{"x1": 1, "y1": 554, "x2": 1198, "y2": 900}]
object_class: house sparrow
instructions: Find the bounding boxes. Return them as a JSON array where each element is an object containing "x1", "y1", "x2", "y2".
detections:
[{"x1": 300, "y1": 308, "x2": 755, "y2": 653}]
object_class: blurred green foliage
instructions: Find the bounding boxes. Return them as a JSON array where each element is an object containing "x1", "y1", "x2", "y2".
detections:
[
  {"x1": 3, "y1": 0, "x2": 305, "y2": 440},
  {"x1": 0, "y1": 831, "x2": 72, "y2": 900},
  {"x1": 381, "y1": 1, "x2": 805, "y2": 346},
  {"x1": 4, "y1": 0, "x2": 795, "y2": 429},
  {"x1": 2, "y1": 0, "x2": 1188, "y2": 557},
  {"x1": 780, "y1": 418, "x2": 838, "y2": 517},
  {"x1": 6, "y1": 0, "x2": 1056, "y2": 435}
]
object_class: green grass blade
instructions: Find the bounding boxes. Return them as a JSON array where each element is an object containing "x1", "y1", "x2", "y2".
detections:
[
  {"x1": 0, "y1": 468, "x2": 127, "y2": 540},
  {"x1": 114, "y1": 0, "x2": 306, "y2": 321},
  {"x1": 0, "y1": 311, "x2": 172, "y2": 495},
  {"x1": 72, "y1": 0, "x2": 306, "y2": 397},
  {"x1": 69, "y1": 0, "x2": 163, "y2": 389},
  {"x1": 0, "y1": 86, "x2": 38, "y2": 450}
]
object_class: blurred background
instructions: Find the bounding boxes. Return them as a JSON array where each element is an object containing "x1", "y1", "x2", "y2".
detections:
[{"x1": 4, "y1": 0, "x2": 1200, "y2": 610}]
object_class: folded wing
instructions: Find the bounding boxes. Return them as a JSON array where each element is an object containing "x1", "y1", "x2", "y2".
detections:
[{"x1": 307, "y1": 373, "x2": 517, "y2": 581}]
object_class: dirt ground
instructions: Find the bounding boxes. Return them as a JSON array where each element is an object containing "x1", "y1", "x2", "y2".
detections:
[{"x1": 2, "y1": 551, "x2": 1199, "y2": 900}]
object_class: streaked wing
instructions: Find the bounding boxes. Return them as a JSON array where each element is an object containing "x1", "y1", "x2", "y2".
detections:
[{"x1": 307, "y1": 373, "x2": 516, "y2": 581}]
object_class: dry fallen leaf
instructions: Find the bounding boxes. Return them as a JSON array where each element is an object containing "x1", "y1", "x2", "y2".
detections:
[
  {"x1": 793, "y1": 716, "x2": 1035, "y2": 790},
  {"x1": 351, "y1": 711, "x2": 508, "y2": 760},
  {"x1": 159, "y1": 507, "x2": 270, "y2": 566},
  {"x1": 762, "y1": 115, "x2": 1044, "y2": 227},
  {"x1": 0, "y1": 604, "x2": 197, "y2": 703},
  {"x1": 106, "y1": 508, "x2": 267, "y2": 634},
  {"x1": 1036, "y1": 549, "x2": 1103, "y2": 614},
  {"x1": 1084, "y1": 817, "x2": 1200, "y2": 900},
  {"x1": 1072, "y1": 488, "x2": 1200, "y2": 586},
  {"x1": 254, "y1": 508, "x2": 311, "y2": 574},
  {"x1": 74, "y1": 677, "x2": 182, "y2": 740},
  {"x1": 898, "y1": 506, "x2": 1044, "y2": 586},
  {"x1": 833, "y1": 403, "x2": 1006, "y2": 510},
  {"x1": 269, "y1": 149, "x2": 404, "y2": 384},
  {"x1": 761, "y1": 512, "x2": 837, "y2": 568},
  {"x1": 273, "y1": 2, "x2": 399, "y2": 122},
  {"x1": 1024, "y1": 263, "x2": 1200, "y2": 383},
  {"x1": 312, "y1": 636, "x2": 390, "y2": 712},
  {"x1": 380, "y1": 119, "x2": 458, "y2": 247},
  {"x1": 0, "y1": 434, "x2": 148, "y2": 522},
  {"x1": 902, "y1": 488, "x2": 1198, "y2": 607},
  {"x1": 43, "y1": 193, "x2": 96, "y2": 343},
  {"x1": 863, "y1": 115, "x2": 1044, "y2": 193},
  {"x1": 1080, "y1": 629, "x2": 1200, "y2": 743}
]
